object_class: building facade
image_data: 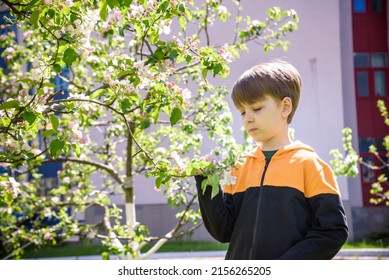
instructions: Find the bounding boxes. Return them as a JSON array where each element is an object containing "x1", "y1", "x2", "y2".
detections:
[
  {"x1": 1, "y1": 0, "x2": 389, "y2": 242},
  {"x1": 131, "y1": 0, "x2": 389, "y2": 241}
]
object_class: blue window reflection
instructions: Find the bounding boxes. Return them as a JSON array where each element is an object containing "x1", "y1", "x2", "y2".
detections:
[{"x1": 354, "y1": 0, "x2": 366, "y2": 13}]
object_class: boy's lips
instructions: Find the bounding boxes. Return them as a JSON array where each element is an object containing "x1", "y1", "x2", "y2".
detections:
[{"x1": 248, "y1": 128, "x2": 258, "y2": 133}]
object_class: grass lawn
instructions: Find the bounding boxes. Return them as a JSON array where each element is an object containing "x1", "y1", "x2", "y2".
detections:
[
  {"x1": 22, "y1": 239, "x2": 388, "y2": 259},
  {"x1": 22, "y1": 241, "x2": 229, "y2": 259}
]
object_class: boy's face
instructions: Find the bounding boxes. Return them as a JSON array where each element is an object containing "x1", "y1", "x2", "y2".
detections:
[{"x1": 236, "y1": 95, "x2": 291, "y2": 150}]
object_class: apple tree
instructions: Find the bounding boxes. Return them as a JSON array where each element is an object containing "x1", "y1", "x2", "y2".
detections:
[{"x1": 0, "y1": 0, "x2": 298, "y2": 259}]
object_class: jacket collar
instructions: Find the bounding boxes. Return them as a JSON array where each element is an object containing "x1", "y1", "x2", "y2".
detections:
[{"x1": 247, "y1": 141, "x2": 315, "y2": 160}]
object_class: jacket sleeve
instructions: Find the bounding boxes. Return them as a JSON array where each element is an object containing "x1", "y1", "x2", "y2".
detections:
[
  {"x1": 195, "y1": 175, "x2": 236, "y2": 243},
  {"x1": 279, "y1": 164, "x2": 349, "y2": 260},
  {"x1": 279, "y1": 193, "x2": 348, "y2": 259}
]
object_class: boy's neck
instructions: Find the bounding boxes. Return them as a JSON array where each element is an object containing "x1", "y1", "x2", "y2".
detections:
[{"x1": 260, "y1": 134, "x2": 292, "y2": 151}]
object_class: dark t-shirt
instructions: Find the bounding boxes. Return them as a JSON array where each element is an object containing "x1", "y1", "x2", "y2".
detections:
[{"x1": 262, "y1": 150, "x2": 278, "y2": 160}]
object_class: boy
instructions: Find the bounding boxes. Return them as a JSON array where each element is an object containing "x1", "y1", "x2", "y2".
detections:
[{"x1": 195, "y1": 60, "x2": 348, "y2": 260}]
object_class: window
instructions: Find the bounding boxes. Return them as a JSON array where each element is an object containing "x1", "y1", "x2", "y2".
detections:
[
  {"x1": 359, "y1": 137, "x2": 375, "y2": 152},
  {"x1": 354, "y1": 53, "x2": 370, "y2": 68},
  {"x1": 374, "y1": 71, "x2": 387, "y2": 96},
  {"x1": 355, "y1": 53, "x2": 388, "y2": 68},
  {"x1": 38, "y1": 177, "x2": 60, "y2": 196},
  {"x1": 354, "y1": 0, "x2": 384, "y2": 13},
  {"x1": 376, "y1": 138, "x2": 387, "y2": 152},
  {"x1": 372, "y1": 0, "x2": 384, "y2": 12},
  {"x1": 382, "y1": 157, "x2": 389, "y2": 179},
  {"x1": 354, "y1": 0, "x2": 367, "y2": 12},
  {"x1": 0, "y1": 11, "x2": 17, "y2": 73},
  {"x1": 362, "y1": 156, "x2": 375, "y2": 183},
  {"x1": 53, "y1": 67, "x2": 71, "y2": 99},
  {"x1": 354, "y1": 52, "x2": 388, "y2": 98},
  {"x1": 357, "y1": 71, "x2": 370, "y2": 96},
  {"x1": 371, "y1": 53, "x2": 387, "y2": 67}
]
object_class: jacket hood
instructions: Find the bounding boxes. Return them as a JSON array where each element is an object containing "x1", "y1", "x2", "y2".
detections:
[{"x1": 247, "y1": 141, "x2": 315, "y2": 160}]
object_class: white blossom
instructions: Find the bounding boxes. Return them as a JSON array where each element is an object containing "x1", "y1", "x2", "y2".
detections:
[
  {"x1": 44, "y1": 208, "x2": 52, "y2": 218},
  {"x1": 251, "y1": 20, "x2": 260, "y2": 27},
  {"x1": 21, "y1": 142, "x2": 30, "y2": 151},
  {"x1": 160, "y1": 19, "x2": 172, "y2": 35},
  {"x1": 220, "y1": 172, "x2": 237, "y2": 188},
  {"x1": 170, "y1": 151, "x2": 187, "y2": 172},
  {"x1": 87, "y1": 230, "x2": 97, "y2": 239},
  {"x1": 217, "y1": 5, "x2": 228, "y2": 15},
  {"x1": 44, "y1": 232, "x2": 53, "y2": 240},
  {"x1": 54, "y1": 30, "x2": 61, "y2": 38},
  {"x1": 181, "y1": 88, "x2": 191, "y2": 105},
  {"x1": 8, "y1": 177, "x2": 21, "y2": 199},
  {"x1": 62, "y1": 177, "x2": 71, "y2": 184},
  {"x1": 65, "y1": 0, "x2": 74, "y2": 7}
]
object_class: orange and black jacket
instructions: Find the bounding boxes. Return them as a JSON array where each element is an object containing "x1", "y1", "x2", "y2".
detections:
[{"x1": 195, "y1": 141, "x2": 348, "y2": 260}]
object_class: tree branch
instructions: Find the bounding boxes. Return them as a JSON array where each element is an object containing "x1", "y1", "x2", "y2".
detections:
[
  {"x1": 139, "y1": 195, "x2": 199, "y2": 259},
  {"x1": 44, "y1": 157, "x2": 123, "y2": 185}
]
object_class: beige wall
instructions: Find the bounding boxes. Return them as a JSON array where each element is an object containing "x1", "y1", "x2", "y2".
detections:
[
  {"x1": 9, "y1": 0, "x2": 386, "y2": 240},
  {"x1": 132, "y1": 0, "x2": 353, "y2": 204},
  {"x1": 118, "y1": 0, "x2": 389, "y2": 241}
]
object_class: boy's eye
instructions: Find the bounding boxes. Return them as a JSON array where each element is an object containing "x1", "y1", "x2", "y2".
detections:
[
  {"x1": 240, "y1": 111, "x2": 246, "y2": 116},
  {"x1": 254, "y1": 107, "x2": 262, "y2": 111}
]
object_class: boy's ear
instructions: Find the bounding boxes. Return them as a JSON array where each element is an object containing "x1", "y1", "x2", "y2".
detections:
[{"x1": 281, "y1": 97, "x2": 292, "y2": 119}]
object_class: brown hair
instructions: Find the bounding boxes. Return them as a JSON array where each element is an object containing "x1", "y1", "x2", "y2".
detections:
[{"x1": 231, "y1": 60, "x2": 302, "y2": 124}]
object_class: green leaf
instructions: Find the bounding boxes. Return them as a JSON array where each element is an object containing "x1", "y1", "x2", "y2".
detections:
[
  {"x1": 29, "y1": 10, "x2": 40, "y2": 29},
  {"x1": 152, "y1": 106, "x2": 160, "y2": 124},
  {"x1": 140, "y1": 118, "x2": 151, "y2": 129},
  {"x1": 62, "y1": 47, "x2": 77, "y2": 68},
  {"x1": 121, "y1": 98, "x2": 132, "y2": 113},
  {"x1": 169, "y1": 49, "x2": 178, "y2": 60},
  {"x1": 213, "y1": 63, "x2": 223, "y2": 76},
  {"x1": 100, "y1": 0, "x2": 108, "y2": 20},
  {"x1": 201, "y1": 68, "x2": 208, "y2": 81},
  {"x1": 183, "y1": 5, "x2": 192, "y2": 21},
  {"x1": 158, "y1": 1, "x2": 169, "y2": 12},
  {"x1": 53, "y1": 64, "x2": 62, "y2": 73},
  {"x1": 210, "y1": 174, "x2": 220, "y2": 199},
  {"x1": 101, "y1": 252, "x2": 110, "y2": 260},
  {"x1": 72, "y1": 143, "x2": 81, "y2": 157},
  {"x1": 0, "y1": 100, "x2": 20, "y2": 110},
  {"x1": 26, "y1": 0, "x2": 40, "y2": 9},
  {"x1": 42, "y1": 129, "x2": 56, "y2": 137},
  {"x1": 201, "y1": 179, "x2": 208, "y2": 195},
  {"x1": 17, "y1": 78, "x2": 35, "y2": 85},
  {"x1": 122, "y1": 0, "x2": 133, "y2": 8},
  {"x1": 155, "y1": 176, "x2": 163, "y2": 188},
  {"x1": 1, "y1": 116, "x2": 10, "y2": 127},
  {"x1": 50, "y1": 139, "x2": 65, "y2": 157},
  {"x1": 89, "y1": 89, "x2": 109, "y2": 100},
  {"x1": 107, "y1": 0, "x2": 119, "y2": 9},
  {"x1": 154, "y1": 48, "x2": 166, "y2": 60},
  {"x1": 161, "y1": 174, "x2": 171, "y2": 185},
  {"x1": 178, "y1": 3, "x2": 186, "y2": 13},
  {"x1": 185, "y1": 166, "x2": 194, "y2": 176},
  {"x1": 179, "y1": 16, "x2": 187, "y2": 31},
  {"x1": 185, "y1": 55, "x2": 192, "y2": 63},
  {"x1": 170, "y1": 107, "x2": 182, "y2": 126},
  {"x1": 118, "y1": 27, "x2": 124, "y2": 36},
  {"x1": 49, "y1": 114, "x2": 60, "y2": 130},
  {"x1": 23, "y1": 111, "x2": 37, "y2": 125},
  {"x1": 4, "y1": 191, "x2": 13, "y2": 206}
]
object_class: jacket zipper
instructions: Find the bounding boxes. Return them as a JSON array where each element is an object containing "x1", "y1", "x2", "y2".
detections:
[{"x1": 249, "y1": 157, "x2": 271, "y2": 259}]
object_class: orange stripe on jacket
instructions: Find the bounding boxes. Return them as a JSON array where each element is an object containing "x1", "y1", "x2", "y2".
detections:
[{"x1": 223, "y1": 143, "x2": 340, "y2": 198}]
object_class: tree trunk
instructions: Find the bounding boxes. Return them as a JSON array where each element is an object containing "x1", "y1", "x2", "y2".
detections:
[{"x1": 124, "y1": 123, "x2": 136, "y2": 258}]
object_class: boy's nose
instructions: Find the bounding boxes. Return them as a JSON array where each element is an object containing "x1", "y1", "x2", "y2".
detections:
[{"x1": 244, "y1": 112, "x2": 254, "y2": 123}]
